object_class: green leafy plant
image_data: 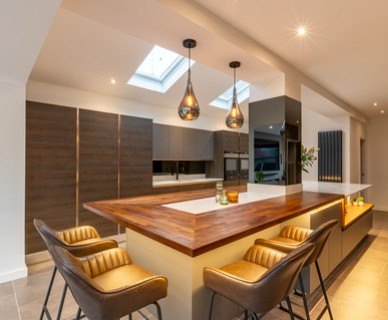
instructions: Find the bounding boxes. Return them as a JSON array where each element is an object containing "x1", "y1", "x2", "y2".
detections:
[
  {"x1": 256, "y1": 163, "x2": 264, "y2": 183},
  {"x1": 357, "y1": 196, "x2": 364, "y2": 202},
  {"x1": 301, "y1": 145, "x2": 319, "y2": 173}
]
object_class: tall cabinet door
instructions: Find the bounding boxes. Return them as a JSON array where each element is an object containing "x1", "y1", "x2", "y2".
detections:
[
  {"x1": 26, "y1": 101, "x2": 77, "y2": 254},
  {"x1": 120, "y1": 115, "x2": 153, "y2": 198},
  {"x1": 79, "y1": 109, "x2": 118, "y2": 237}
]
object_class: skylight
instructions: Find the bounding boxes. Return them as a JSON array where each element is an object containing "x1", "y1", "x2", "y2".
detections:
[
  {"x1": 210, "y1": 80, "x2": 250, "y2": 110},
  {"x1": 128, "y1": 45, "x2": 195, "y2": 93}
]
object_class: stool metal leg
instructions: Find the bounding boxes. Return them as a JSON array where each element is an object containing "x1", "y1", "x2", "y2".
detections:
[
  {"x1": 75, "y1": 308, "x2": 82, "y2": 320},
  {"x1": 128, "y1": 314, "x2": 132, "y2": 320},
  {"x1": 298, "y1": 274, "x2": 311, "y2": 320},
  {"x1": 208, "y1": 291, "x2": 216, "y2": 320},
  {"x1": 315, "y1": 261, "x2": 334, "y2": 320},
  {"x1": 250, "y1": 311, "x2": 259, "y2": 320},
  {"x1": 286, "y1": 296, "x2": 296, "y2": 320},
  {"x1": 39, "y1": 266, "x2": 57, "y2": 320},
  {"x1": 244, "y1": 310, "x2": 249, "y2": 320},
  {"x1": 153, "y1": 301, "x2": 163, "y2": 320},
  {"x1": 56, "y1": 283, "x2": 68, "y2": 320}
]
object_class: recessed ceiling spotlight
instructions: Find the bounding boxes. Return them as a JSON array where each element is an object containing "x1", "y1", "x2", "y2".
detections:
[
  {"x1": 373, "y1": 102, "x2": 378, "y2": 107},
  {"x1": 381, "y1": 110, "x2": 385, "y2": 114},
  {"x1": 110, "y1": 78, "x2": 117, "y2": 85},
  {"x1": 269, "y1": 125, "x2": 273, "y2": 129},
  {"x1": 297, "y1": 27, "x2": 307, "y2": 36}
]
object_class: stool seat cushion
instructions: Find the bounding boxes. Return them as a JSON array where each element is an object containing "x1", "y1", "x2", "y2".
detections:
[
  {"x1": 93, "y1": 264, "x2": 155, "y2": 292},
  {"x1": 218, "y1": 261, "x2": 269, "y2": 283}
]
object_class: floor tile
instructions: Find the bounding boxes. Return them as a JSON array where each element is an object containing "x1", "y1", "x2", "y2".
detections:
[{"x1": 0, "y1": 292, "x2": 20, "y2": 320}]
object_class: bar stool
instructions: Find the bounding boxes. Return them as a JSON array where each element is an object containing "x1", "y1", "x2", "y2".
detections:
[
  {"x1": 50, "y1": 245, "x2": 168, "y2": 320},
  {"x1": 254, "y1": 220, "x2": 338, "y2": 320},
  {"x1": 203, "y1": 243, "x2": 315, "y2": 320},
  {"x1": 34, "y1": 219, "x2": 118, "y2": 320}
]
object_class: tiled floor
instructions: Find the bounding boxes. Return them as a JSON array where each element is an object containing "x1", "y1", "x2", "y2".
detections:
[{"x1": 1, "y1": 211, "x2": 388, "y2": 320}]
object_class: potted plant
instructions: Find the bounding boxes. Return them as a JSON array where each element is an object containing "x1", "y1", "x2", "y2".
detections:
[
  {"x1": 357, "y1": 196, "x2": 364, "y2": 206},
  {"x1": 301, "y1": 145, "x2": 319, "y2": 173}
]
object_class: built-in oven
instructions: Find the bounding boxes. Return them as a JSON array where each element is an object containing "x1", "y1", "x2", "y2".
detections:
[
  {"x1": 224, "y1": 152, "x2": 239, "y2": 181},
  {"x1": 239, "y1": 153, "x2": 249, "y2": 181}
]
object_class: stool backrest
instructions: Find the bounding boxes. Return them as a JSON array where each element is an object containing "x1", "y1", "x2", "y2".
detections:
[
  {"x1": 49, "y1": 244, "x2": 105, "y2": 320},
  {"x1": 33, "y1": 219, "x2": 68, "y2": 250},
  {"x1": 249, "y1": 242, "x2": 315, "y2": 314},
  {"x1": 304, "y1": 219, "x2": 338, "y2": 265}
]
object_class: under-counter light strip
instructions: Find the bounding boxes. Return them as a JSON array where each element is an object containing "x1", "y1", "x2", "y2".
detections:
[{"x1": 308, "y1": 199, "x2": 344, "y2": 215}]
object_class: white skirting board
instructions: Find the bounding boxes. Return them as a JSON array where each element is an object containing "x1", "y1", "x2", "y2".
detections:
[{"x1": 0, "y1": 265, "x2": 28, "y2": 284}]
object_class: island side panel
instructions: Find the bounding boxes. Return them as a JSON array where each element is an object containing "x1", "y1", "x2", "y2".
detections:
[{"x1": 126, "y1": 212, "x2": 311, "y2": 320}]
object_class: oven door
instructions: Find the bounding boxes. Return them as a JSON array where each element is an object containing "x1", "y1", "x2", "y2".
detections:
[
  {"x1": 239, "y1": 158, "x2": 249, "y2": 181},
  {"x1": 224, "y1": 157, "x2": 239, "y2": 181}
]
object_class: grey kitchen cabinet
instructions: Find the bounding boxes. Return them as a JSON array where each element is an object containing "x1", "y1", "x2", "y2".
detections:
[
  {"x1": 197, "y1": 129, "x2": 214, "y2": 160},
  {"x1": 153, "y1": 123, "x2": 170, "y2": 160},
  {"x1": 169, "y1": 125, "x2": 184, "y2": 159},
  {"x1": 152, "y1": 124, "x2": 214, "y2": 160},
  {"x1": 183, "y1": 128, "x2": 197, "y2": 160}
]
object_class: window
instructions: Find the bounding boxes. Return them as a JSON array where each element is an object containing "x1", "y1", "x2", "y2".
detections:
[
  {"x1": 128, "y1": 45, "x2": 194, "y2": 93},
  {"x1": 210, "y1": 80, "x2": 250, "y2": 110}
]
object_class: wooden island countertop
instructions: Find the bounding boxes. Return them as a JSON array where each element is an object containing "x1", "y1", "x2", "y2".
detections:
[{"x1": 84, "y1": 187, "x2": 343, "y2": 257}]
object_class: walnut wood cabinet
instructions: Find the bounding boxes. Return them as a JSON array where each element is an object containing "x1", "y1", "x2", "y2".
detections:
[
  {"x1": 25, "y1": 101, "x2": 77, "y2": 254},
  {"x1": 78, "y1": 109, "x2": 119, "y2": 237},
  {"x1": 26, "y1": 103, "x2": 154, "y2": 253}
]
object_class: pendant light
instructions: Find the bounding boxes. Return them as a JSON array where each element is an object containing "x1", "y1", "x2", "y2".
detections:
[
  {"x1": 226, "y1": 61, "x2": 244, "y2": 129},
  {"x1": 178, "y1": 39, "x2": 200, "y2": 121}
]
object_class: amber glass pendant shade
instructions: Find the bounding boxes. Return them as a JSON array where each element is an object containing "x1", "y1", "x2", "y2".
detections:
[
  {"x1": 178, "y1": 39, "x2": 200, "y2": 121},
  {"x1": 226, "y1": 61, "x2": 244, "y2": 129}
]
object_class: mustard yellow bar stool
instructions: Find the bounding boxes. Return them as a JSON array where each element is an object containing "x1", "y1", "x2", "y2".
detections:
[
  {"x1": 254, "y1": 220, "x2": 338, "y2": 320},
  {"x1": 203, "y1": 243, "x2": 315, "y2": 320},
  {"x1": 34, "y1": 219, "x2": 118, "y2": 320},
  {"x1": 50, "y1": 245, "x2": 168, "y2": 320}
]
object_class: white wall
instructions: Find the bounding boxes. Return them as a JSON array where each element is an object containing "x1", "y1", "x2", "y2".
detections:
[
  {"x1": 0, "y1": 82, "x2": 27, "y2": 282},
  {"x1": 27, "y1": 81, "x2": 249, "y2": 133},
  {"x1": 302, "y1": 107, "x2": 351, "y2": 182},
  {"x1": 367, "y1": 117, "x2": 388, "y2": 211}
]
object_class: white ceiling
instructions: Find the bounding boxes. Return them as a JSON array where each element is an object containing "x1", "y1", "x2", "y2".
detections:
[
  {"x1": 29, "y1": 0, "x2": 386, "y2": 121},
  {"x1": 29, "y1": 0, "x2": 283, "y2": 119},
  {"x1": 193, "y1": 0, "x2": 388, "y2": 118},
  {"x1": 0, "y1": 0, "x2": 61, "y2": 84}
]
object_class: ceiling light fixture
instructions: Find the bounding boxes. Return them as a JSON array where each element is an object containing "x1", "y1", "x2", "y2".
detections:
[
  {"x1": 297, "y1": 27, "x2": 307, "y2": 36},
  {"x1": 178, "y1": 39, "x2": 200, "y2": 121},
  {"x1": 110, "y1": 78, "x2": 117, "y2": 85},
  {"x1": 226, "y1": 61, "x2": 244, "y2": 129},
  {"x1": 374, "y1": 102, "x2": 378, "y2": 107},
  {"x1": 381, "y1": 110, "x2": 385, "y2": 114}
]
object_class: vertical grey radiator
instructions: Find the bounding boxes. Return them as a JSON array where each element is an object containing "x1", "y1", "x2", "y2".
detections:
[{"x1": 318, "y1": 130, "x2": 342, "y2": 182}]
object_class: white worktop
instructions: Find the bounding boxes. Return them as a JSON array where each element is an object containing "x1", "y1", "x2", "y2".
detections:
[
  {"x1": 302, "y1": 181, "x2": 372, "y2": 196},
  {"x1": 153, "y1": 174, "x2": 222, "y2": 188},
  {"x1": 163, "y1": 191, "x2": 279, "y2": 215}
]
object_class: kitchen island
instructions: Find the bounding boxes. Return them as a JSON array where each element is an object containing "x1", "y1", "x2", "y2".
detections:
[{"x1": 84, "y1": 187, "x2": 345, "y2": 320}]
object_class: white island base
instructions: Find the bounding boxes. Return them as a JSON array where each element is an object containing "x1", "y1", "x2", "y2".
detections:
[{"x1": 126, "y1": 213, "x2": 312, "y2": 320}]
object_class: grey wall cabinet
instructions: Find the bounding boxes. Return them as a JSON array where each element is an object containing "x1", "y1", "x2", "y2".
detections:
[
  {"x1": 169, "y1": 125, "x2": 184, "y2": 159},
  {"x1": 183, "y1": 128, "x2": 197, "y2": 160},
  {"x1": 153, "y1": 124, "x2": 214, "y2": 160},
  {"x1": 153, "y1": 123, "x2": 170, "y2": 160},
  {"x1": 197, "y1": 129, "x2": 214, "y2": 160}
]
